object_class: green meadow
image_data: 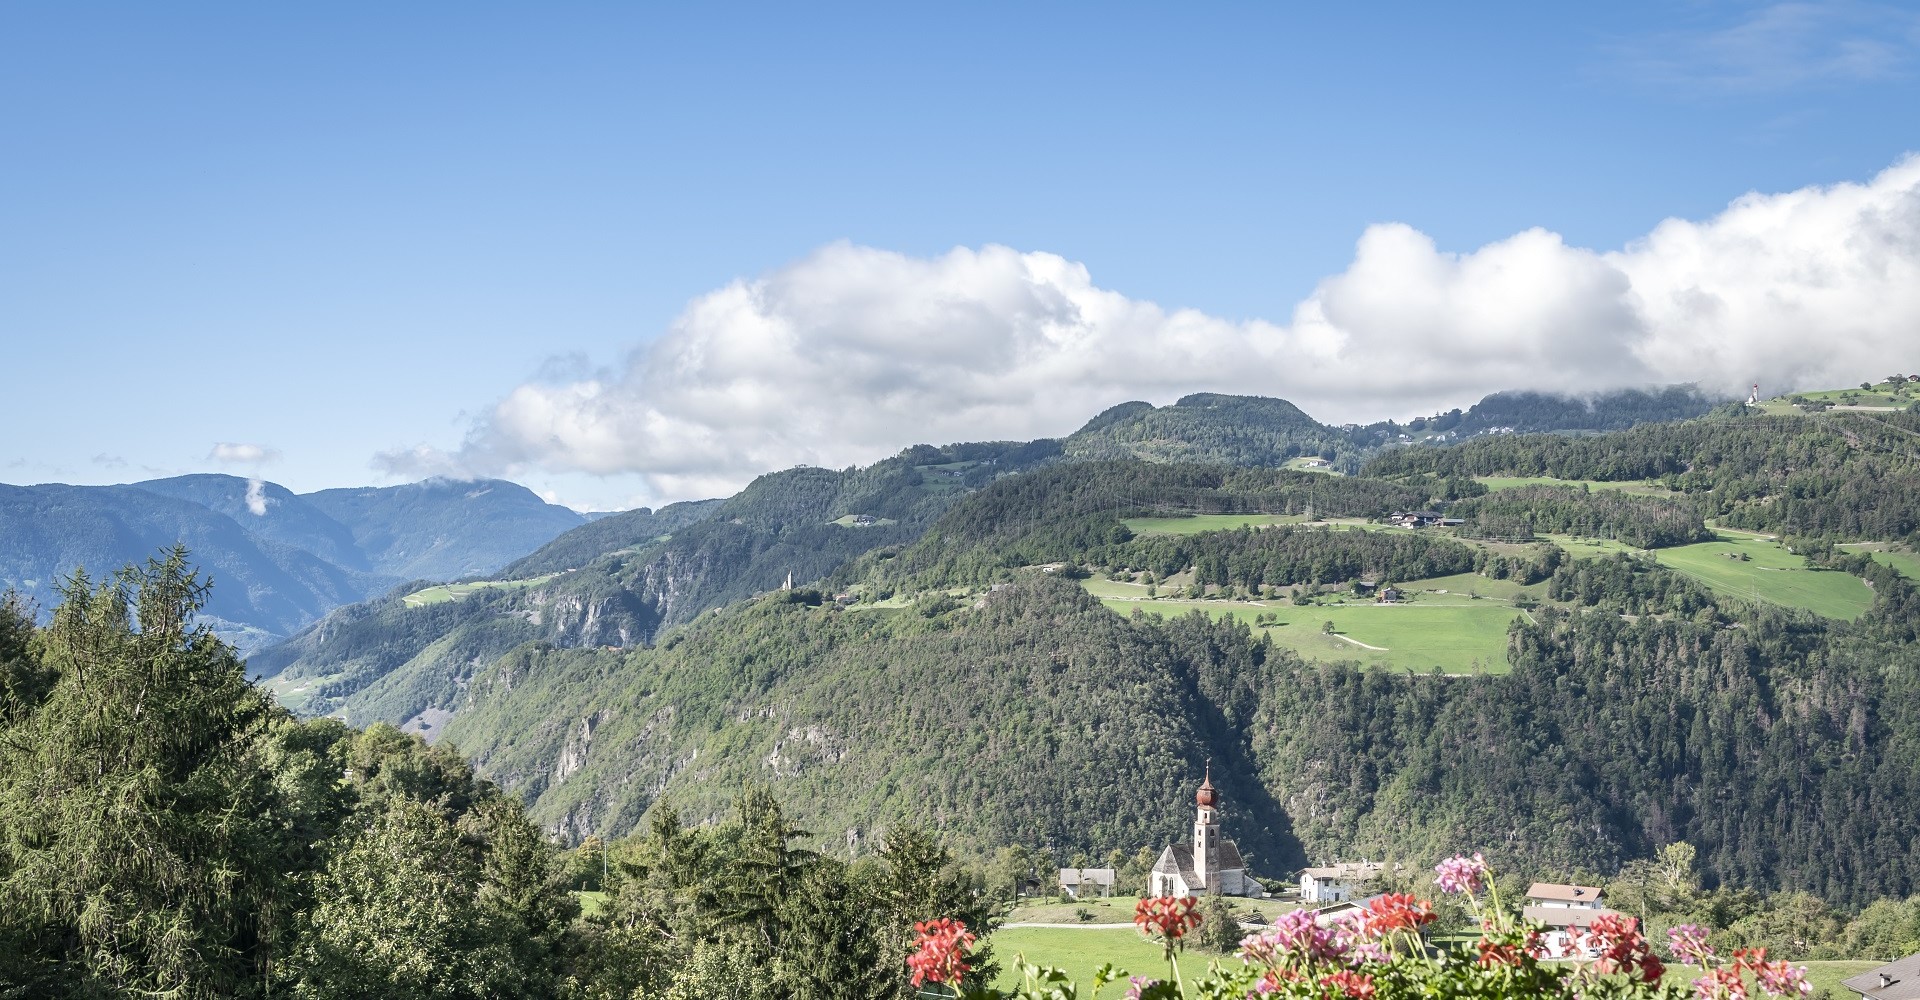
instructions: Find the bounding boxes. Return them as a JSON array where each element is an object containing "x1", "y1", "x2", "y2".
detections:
[
  {"x1": 1284, "y1": 457, "x2": 1342, "y2": 475},
  {"x1": 1750, "y1": 385, "x2": 1916, "y2": 415},
  {"x1": 400, "y1": 573, "x2": 559, "y2": 608},
  {"x1": 1545, "y1": 531, "x2": 1875, "y2": 620},
  {"x1": 1095, "y1": 590, "x2": 1522, "y2": 675},
  {"x1": 1122, "y1": 515, "x2": 1424, "y2": 538},
  {"x1": 1841, "y1": 542, "x2": 1920, "y2": 582},
  {"x1": 1122, "y1": 513, "x2": 1312, "y2": 535},
  {"x1": 990, "y1": 926, "x2": 1217, "y2": 995}
]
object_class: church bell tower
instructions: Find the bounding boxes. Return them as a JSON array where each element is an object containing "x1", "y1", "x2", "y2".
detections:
[{"x1": 1193, "y1": 764, "x2": 1220, "y2": 887}]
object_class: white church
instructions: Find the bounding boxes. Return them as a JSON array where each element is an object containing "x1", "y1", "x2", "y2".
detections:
[{"x1": 1149, "y1": 768, "x2": 1261, "y2": 898}]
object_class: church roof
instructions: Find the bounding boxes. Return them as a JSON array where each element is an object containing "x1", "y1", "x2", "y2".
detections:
[
  {"x1": 1151, "y1": 840, "x2": 1249, "y2": 890},
  {"x1": 1152, "y1": 845, "x2": 1199, "y2": 885}
]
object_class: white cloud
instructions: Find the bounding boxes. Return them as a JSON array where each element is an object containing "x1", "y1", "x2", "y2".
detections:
[
  {"x1": 208, "y1": 442, "x2": 280, "y2": 464},
  {"x1": 207, "y1": 443, "x2": 281, "y2": 515},
  {"x1": 381, "y1": 155, "x2": 1920, "y2": 504},
  {"x1": 243, "y1": 478, "x2": 270, "y2": 516}
]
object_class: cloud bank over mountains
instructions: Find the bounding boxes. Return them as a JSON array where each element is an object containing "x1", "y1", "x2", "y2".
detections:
[{"x1": 381, "y1": 155, "x2": 1920, "y2": 503}]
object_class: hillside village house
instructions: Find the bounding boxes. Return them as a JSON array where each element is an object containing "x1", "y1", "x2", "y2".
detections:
[
  {"x1": 1057, "y1": 867, "x2": 1115, "y2": 899},
  {"x1": 1149, "y1": 770, "x2": 1261, "y2": 898},
  {"x1": 1299, "y1": 862, "x2": 1389, "y2": 903},
  {"x1": 1523, "y1": 882, "x2": 1617, "y2": 958}
]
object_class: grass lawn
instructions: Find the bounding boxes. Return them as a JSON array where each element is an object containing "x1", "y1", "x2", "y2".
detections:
[
  {"x1": 574, "y1": 890, "x2": 609, "y2": 917},
  {"x1": 990, "y1": 926, "x2": 1223, "y2": 995},
  {"x1": 1098, "y1": 594, "x2": 1520, "y2": 675},
  {"x1": 1080, "y1": 577, "x2": 1157, "y2": 600},
  {"x1": 401, "y1": 573, "x2": 559, "y2": 608},
  {"x1": 1006, "y1": 895, "x2": 1308, "y2": 927}
]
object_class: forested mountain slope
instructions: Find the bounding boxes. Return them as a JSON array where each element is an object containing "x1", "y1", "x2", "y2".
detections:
[
  {"x1": 1066, "y1": 393, "x2": 1360, "y2": 468},
  {"x1": 1444, "y1": 385, "x2": 1717, "y2": 436},
  {"x1": 444, "y1": 577, "x2": 1294, "y2": 860},
  {"x1": 254, "y1": 440, "x2": 1062, "y2": 728},
  {"x1": 440, "y1": 567, "x2": 1920, "y2": 909},
  {"x1": 841, "y1": 459, "x2": 1456, "y2": 593},
  {"x1": 500, "y1": 498, "x2": 726, "y2": 578},
  {"x1": 1364, "y1": 409, "x2": 1920, "y2": 541}
]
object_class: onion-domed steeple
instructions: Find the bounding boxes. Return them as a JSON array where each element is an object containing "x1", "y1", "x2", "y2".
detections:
[{"x1": 1195, "y1": 763, "x2": 1217, "y2": 807}]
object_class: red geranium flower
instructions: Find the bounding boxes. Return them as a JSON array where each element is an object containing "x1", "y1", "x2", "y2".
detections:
[
  {"x1": 1580, "y1": 913, "x2": 1664, "y2": 982},
  {"x1": 906, "y1": 917, "x2": 976, "y2": 988},
  {"x1": 1476, "y1": 926, "x2": 1541, "y2": 969},
  {"x1": 1320, "y1": 969, "x2": 1376, "y2": 999},
  {"x1": 1359, "y1": 893, "x2": 1435, "y2": 937},
  {"x1": 1134, "y1": 896, "x2": 1204, "y2": 941}
]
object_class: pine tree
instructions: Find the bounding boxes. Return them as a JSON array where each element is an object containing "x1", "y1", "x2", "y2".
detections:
[{"x1": 0, "y1": 550, "x2": 280, "y2": 998}]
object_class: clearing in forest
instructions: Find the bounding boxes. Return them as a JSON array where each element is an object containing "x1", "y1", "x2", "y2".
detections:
[
  {"x1": 1546, "y1": 531, "x2": 1874, "y2": 620},
  {"x1": 1091, "y1": 584, "x2": 1522, "y2": 676},
  {"x1": 401, "y1": 573, "x2": 560, "y2": 608}
]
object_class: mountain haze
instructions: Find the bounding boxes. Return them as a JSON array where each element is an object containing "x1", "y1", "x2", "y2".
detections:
[
  {"x1": 302, "y1": 478, "x2": 587, "y2": 580},
  {"x1": 0, "y1": 475, "x2": 590, "y2": 651}
]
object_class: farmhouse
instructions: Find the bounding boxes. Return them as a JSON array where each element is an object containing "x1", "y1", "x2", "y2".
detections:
[
  {"x1": 1148, "y1": 770, "x2": 1261, "y2": 898},
  {"x1": 1523, "y1": 882, "x2": 1617, "y2": 959},
  {"x1": 1057, "y1": 867, "x2": 1116, "y2": 899},
  {"x1": 1843, "y1": 952, "x2": 1920, "y2": 1000},
  {"x1": 1299, "y1": 862, "x2": 1389, "y2": 903},
  {"x1": 1389, "y1": 511, "x2": 1462, "y2": 528}
]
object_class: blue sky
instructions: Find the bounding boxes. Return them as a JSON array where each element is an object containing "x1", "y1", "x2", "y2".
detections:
[{"x1": 4, "y1": 3, "x2": 1919, "y2": 509}]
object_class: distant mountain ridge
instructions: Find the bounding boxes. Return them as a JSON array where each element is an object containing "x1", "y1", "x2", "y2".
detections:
[
  {"x1": 0, "y1": 474, "x2": 588, "y2": 652},
  {"x1": 1062, "y1": 386, "x2": 1722, "y2": 471}
]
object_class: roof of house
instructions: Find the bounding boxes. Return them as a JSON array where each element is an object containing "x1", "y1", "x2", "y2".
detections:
[
  {"x1": 1526, "y1": 882, "x2": 1603, "y2": 903},
  {"x1": 1059, "y1": 868, "x2": 1116, "y2": 886},
  {"x1": 1844, "y1": 953, "x2": 1920, "y2": 1000},
  {"x1": 1522, "y1": 905, "x2": 1619, "y2": 930}
]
